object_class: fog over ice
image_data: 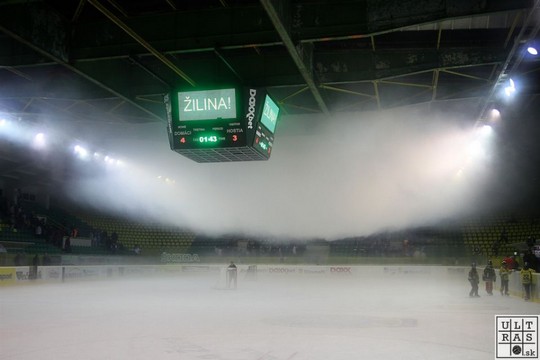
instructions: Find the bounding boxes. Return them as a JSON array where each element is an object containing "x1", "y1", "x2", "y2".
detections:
[{"x1": 65, "y1": 107, "x2": 503, "y2": 239}]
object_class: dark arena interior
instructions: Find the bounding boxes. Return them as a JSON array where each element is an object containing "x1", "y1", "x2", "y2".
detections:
[{"x1": 1, "y1": 1, "x2": 540, "y2": 359}]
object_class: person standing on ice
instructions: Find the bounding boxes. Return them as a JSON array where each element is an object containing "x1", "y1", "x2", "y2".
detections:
[
  {"x1": 468, "y1": 263, "x2": 480, "y2": 297},
  {"x1": 482, "y1": 260, "x2": 496, "y2": 295},
  {"x1": 499, "y1": 260, "x2": 511, "y2": 296},
  {"x1": 227, "y1": 261, "x2": 237, "y2": 289},
  {"x1": 520, "y1": 262, "x2": 535, "y2": 301}
]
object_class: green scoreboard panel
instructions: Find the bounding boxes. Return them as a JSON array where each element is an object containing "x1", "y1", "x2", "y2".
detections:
[
  {"x1": 166, "y1": 87, "x2": 280, "y2": 163},
  {"x1": 260, "y1": 94, "x2": 279, "y2": 134}
]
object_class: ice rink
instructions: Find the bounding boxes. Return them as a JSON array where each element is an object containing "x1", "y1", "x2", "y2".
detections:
[{"x1": 1, "y1": 270, "x2": 538, "y2": 360}]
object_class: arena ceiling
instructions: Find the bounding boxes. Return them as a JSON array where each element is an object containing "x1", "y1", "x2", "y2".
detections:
[{"x1": 0, "y1": 0, "x2": 539, "y2": 187}]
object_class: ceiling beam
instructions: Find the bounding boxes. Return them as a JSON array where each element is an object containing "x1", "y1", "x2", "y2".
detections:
[
  {"x1": 86, "y1": 0, "x2": 196, "y2": 87},
  {"x1": 48, "y1": 0, "x2": 531, "y2": 61},
  {"x1": 364, "y1": 0, "x2": 532, "y2": 34},
  {"x1": 72, "y1": 0, "x2": 87, "y2": 23},
  {"x1": 213, "y1": 48, "x2": 243, "y2": 82},
  {"x1": 431, "y1": 70, "x2": 440, "y2": 102},
  {"x1": 0, "y1": 2, "x2": 165, "y2": 122},
  {"x1": 259, "y1": 0, "x2": 329, "y2": 114},
  {"x1": 476, "y1": 1, "x2": 540, "y2": 123},
  {"x1": 164, "y1": 0, "x2": 176, "y2": 11},
  {"x1": 128, "y1": 55, "x2": 172, "y2": 89},
  {"x1": 0, "y1": 24, "x2": 163, "y2": 122}
]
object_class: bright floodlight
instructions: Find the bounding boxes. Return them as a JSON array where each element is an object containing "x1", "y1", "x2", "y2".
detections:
[
  {"x1": 480, "y1": 124, "x2": 493, "y2": 137},
  {"x1": 73, "y1": 145, "x2": 89, "y2": 159},
  {"x1": 527, "y1": 47, "x2": 538, "y2": 55},
  {"x1": 504, "y1": 78, "x2": 516, "y2": 97},
  {"x1": 466, "y1": 125, "x2": 493, "y2": 163},
  {"x1": 157, "y1": 175, "x2": 175, "y2": 184},
  {"x1": 490, "y1": 109, "x2": 501, "y2": 119},
  {"x1": 469, "y1": 140, "x2": 486, "y2": 159},
  {"x1": 0, "y1": 119, "x2": 8, "y2": 134},
  {"x1": 0, "y1": 118, "x2": 22, "y2": 140},
  {"x1": 33, "y1": 132, "x2": 46, "y2": 148},
  {"x1": 104, "y1": 156, "x2": 115, "y2": 164}
]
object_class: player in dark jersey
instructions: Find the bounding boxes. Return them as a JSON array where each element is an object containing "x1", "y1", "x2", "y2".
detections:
[
  {"x1": 468, "y1": 263, "x2": 480, "y2": 297},
  {"x1": 482, "y1": 260, "x2": 496, "y2": 295}
]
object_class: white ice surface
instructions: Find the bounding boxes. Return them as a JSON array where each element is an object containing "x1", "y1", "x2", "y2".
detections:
[{"x1": 1, "y1": 272, "x2": 538, "y2": 360}]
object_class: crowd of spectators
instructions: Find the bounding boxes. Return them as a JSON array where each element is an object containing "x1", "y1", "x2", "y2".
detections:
[
  {"x1": 1, "y1": 191, "x2": 130, "y2": 254},
  {"x1": 90, "y1": 229, "x2": 124, "y2": 254},
  {"x1": 2, "y1": 189, "x2": 539, "y2": 267},
  {"x1": 1, "y1": 196, "x2": 51, "y2": 241}
]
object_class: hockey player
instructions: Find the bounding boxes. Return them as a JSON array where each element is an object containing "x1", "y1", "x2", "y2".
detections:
[
  {"x1": 499, "y1": 260, "x2": 511, "y2": 296},
  {"x1": 468, "y1": 263, "x2": 480, "y2": 297},
  {"x1": 482, "y1": 260, "x2": 496, "y2": 295},
  {"x1": 520, "y1": 262, "x2": 535, "y2": 301}
]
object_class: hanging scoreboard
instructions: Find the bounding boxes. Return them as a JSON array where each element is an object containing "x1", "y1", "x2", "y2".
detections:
[{"x1": 165, "y1": 87, "x2": 281, "y2": 163}]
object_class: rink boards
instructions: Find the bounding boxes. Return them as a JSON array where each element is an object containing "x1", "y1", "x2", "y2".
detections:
[{"x1": 0, "y1": 263, "x2": 538, "y2": 301}]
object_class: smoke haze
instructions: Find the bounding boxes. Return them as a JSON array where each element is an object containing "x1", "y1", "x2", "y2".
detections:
[{"x1": 66, "y1": 107, "x2": 499, "y2": 239}]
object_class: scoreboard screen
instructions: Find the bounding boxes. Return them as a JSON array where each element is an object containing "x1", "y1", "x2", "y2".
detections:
[
  {"x1": 260, "y1": 94, "x2": 279, "y2": 134},
  {"x1": 166, "y1": 87, "x2": 281, "y2": 163},
  {"x1": 166, "y1": 87, "x2": 245, "y2": 151},
  {"x1": 178, "y1": 88, "x2": 236, "y2": 121},
  {"x1": 173, "y1": 119, "x2": 246, "y2": 150}
]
